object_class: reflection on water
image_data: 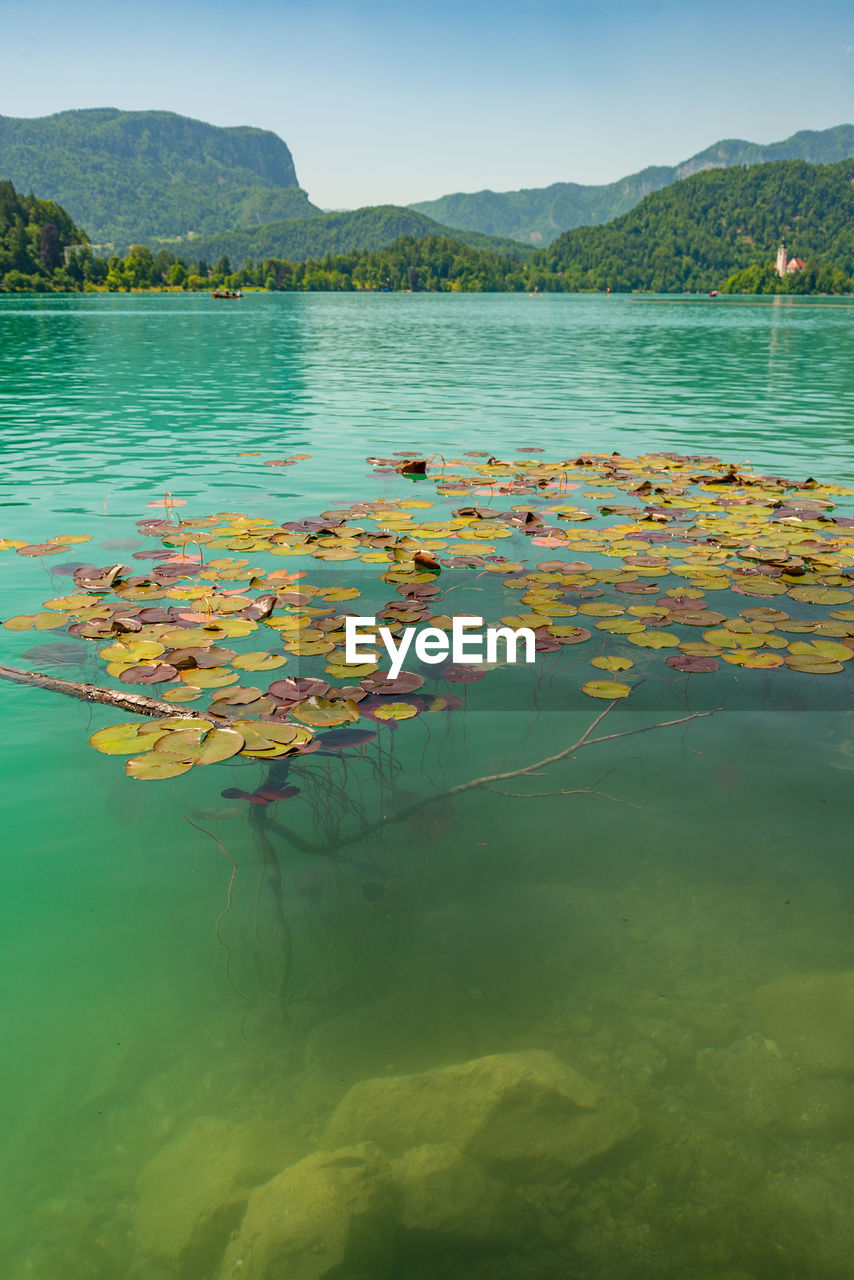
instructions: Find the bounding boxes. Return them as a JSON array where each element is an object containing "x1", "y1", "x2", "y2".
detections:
[{"x1": 2, "y1": 295, "x2": 854, "y2": 1279}]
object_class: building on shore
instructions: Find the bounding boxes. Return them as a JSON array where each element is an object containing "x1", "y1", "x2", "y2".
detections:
[{"x1": 775, "y1": 243, "x2": 805, "y2": 277}]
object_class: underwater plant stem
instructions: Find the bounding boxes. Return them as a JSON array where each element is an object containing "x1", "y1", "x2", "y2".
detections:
[
  {"x1": 248, "y1": 805, "x2": 294, "y2": 1012},
  {"x1": 0, "y1": 663, "x2": 216, "y2": 721},
  {"x1": 182, "y1": 815, "x2": 251, "y2": 1007},
  {"x1": 269, "y1": 704, "x2": 717, "y2": 855}
]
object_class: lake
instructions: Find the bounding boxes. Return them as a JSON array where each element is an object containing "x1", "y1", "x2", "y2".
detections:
[{"x1": 1, "y1": 292, "x2": 854, "y2": 1280}]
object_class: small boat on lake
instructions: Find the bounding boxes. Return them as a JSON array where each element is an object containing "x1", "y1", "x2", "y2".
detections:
[{"x1": 212, "y1": 288, "x2": 243, "y2": 299}]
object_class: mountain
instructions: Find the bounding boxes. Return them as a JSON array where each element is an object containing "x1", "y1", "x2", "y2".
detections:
[
  {"x1": 526, "y1": 158, "x2": 854, "y2": 293},
  {"x1": 0, "y1": 109, "x2": 319, "y2": 245},
  {"x1": 410, "y1": 125, "x2": 854, "y2": 245},
  {"x1": 166, "y1": 205, "x2": 533, "y2": 267}
]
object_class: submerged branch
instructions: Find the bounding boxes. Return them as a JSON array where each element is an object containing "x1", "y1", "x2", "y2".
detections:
[
  {"x1": 0, "y1": 663, "x2": 216, "y2": 721},
  {"x1": 0, "y1": 662, "x2": 716, "y2": 858},
  {"x1": 269, "y1": 705, "x2": 717, "y2": 855}
]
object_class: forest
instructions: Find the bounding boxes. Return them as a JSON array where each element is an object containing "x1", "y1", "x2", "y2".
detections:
[
  {"x1": 5, "y1": 159, "x2": 854, "y2": 295},
  {"x1": 0, "y1": 108, "x2": 316, "y2": 245}
]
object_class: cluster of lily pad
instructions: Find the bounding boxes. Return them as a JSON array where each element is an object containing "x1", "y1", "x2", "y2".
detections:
[{"x1": 3, "y1": 448, "x2": 854, "y2": 781}]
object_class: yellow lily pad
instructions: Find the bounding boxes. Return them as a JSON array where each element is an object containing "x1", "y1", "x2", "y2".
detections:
[
  {"x1": 89, "y1": 722, "x2": 162, "y2": 755},
  {"x1": 581, "y1": 680, "x2": 632, "y2": 699},
  {"x1": 230, "y1": 651, "x2": 288, "y2": 671},
  {"x1": 99, "y1": 639, "x2": 165, "y2": 662},
  {"x1": 290, "y1": 697, "x2": 360, "y2": 727},
  {"x1": 590, "y1": 655, "x2": 634, "y2": 672},
  {"x1": 125, "y1": 754, "x2": 193, "y2": 780},
  {"x1": 3, "y1": 612, "x2": 70, "y2": 631},
  {"x1": 718, "y1": 651, "x2": 785, "y2": 668},
  {"x1": 577, "y1": 603, "x2": 624, "y2": 618},
  {"x1": 594, "y1": 618, "x2": 645, "y2": 634},
  {"x1": 372, "y1": 701, "x2": 419, "y2": 720},
  {"x1": 627, "y1": 630, "x2": 680, "y2": 649},
  {"x1": 788, "y1": 640, "x2": 852, "y2": 662},
  {"x1": 162, "y1": 685, "x2": 203, "y2": 703},
  {"x1": 787, "y1": 586, "x2": 852, "y2": 605},
  {"x1": 179, "y1": 667, "x2": 238, "y2": 688},
  {"x1": 212, "y1": 618, "x2": 257, "y2": 638},
  {"x1": 326, "y1": 662, "x2": 380, "y2": 678}
]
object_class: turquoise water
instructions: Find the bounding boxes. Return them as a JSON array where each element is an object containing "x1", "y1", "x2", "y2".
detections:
[{"x1": 2, "y1": 293, "x2": 854, "y2": 1279}]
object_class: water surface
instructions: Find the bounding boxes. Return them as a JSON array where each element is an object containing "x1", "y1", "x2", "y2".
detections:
[{"x1": 1, "y1": 293, "x2": 853, "y2": 1280}]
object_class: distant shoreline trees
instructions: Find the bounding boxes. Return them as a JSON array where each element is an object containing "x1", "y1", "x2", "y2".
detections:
[{"x1": 5, "y1": 162, "x2": 854, "y2": 296}]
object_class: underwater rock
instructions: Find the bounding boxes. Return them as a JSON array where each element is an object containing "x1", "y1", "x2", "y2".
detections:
[
  {"x1": 696, "y1": 1035, "x2": 854, "y2": 1135},
  {"x1": 761, "y1": 1165, "x2": 854, "y2": 1277},
  {"x1": 754, "y1": 971, "x2": 854, "y2": 1074},
  {"x1": 134, "y1": 1117, "x2": 276, "y2": 1274},
  {"x1": 323, "y1": 1050, "x2": 638, "y2": 1181},
  {"x1": 392, "y1": 1142, "x2": 526, "y2": 1244},
  {"x1": 218, "y1": 1142, "x2": 396, "y2": 1280}
]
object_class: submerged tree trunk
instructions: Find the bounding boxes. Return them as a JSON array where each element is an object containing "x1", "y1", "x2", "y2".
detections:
[{"x1": 0, "y1": 663, "x2": 215, "y2": 721}]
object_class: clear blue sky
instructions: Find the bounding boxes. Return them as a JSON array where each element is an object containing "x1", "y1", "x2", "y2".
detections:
[{"x1": 2, "y1": 0, "x2": 853, "y2": 208}]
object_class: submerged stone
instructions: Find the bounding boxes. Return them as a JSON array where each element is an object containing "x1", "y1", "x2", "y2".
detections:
[
  {"x1": 697, "y1": 1034, "x2": 854, "y2": 1135},
  {"x1": 218, "y1": 1142, "x2": 396, "y2": 1280},
  {"x1": 134, "y1": 1116, "x2": 277, "y2": 1274},
  {"x1": 323, "y1": 1049, "x2": 637, "y2": 1180},
  {"x1": 754, "y1": 971, "x2": 854, "y2": 1074},
  {"x1": 392, "y1": 1142, "x2": 526, "y2": 1243}
]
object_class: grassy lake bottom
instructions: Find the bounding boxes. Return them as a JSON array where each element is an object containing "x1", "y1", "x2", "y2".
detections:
[{"x1": 2, "y1": 293, "x2": 854, "y2": 1280}]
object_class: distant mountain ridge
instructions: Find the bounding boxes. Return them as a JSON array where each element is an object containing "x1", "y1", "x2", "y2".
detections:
[
  {"x1": 0, "y1": 108, "x2": 319, "y2": 245},
  {"x1": 410, "y1": 125, "x2": 854, "y2": 244},
  {"x1": 524, "y1": 157, "x2": 854, "y2": 292},
  {"x1": 171, "y1": 205, "x2": 533, "y2": 267}
]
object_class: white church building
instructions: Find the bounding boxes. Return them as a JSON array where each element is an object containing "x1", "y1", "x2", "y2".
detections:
[{"x1": 776, "y1": 243, "x2": 805, "y2": 277}]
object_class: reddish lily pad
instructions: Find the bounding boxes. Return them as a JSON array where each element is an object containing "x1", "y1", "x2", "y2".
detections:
[
  {"x1": 117, "y1": 663, "x2": 179, "y2": 684},
  {"x1": 665, "y1": 654, "x2": 720, "y2": 672}
]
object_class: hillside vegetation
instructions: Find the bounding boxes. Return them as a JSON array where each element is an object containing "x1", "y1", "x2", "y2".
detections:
[
  {"x1": 5, "y1": 160, "x2": 854, "y2": 296},
  {"x1": 172, "y1": 205, "x2": 533, "y2": 266},
  {"x1": 528, "y1": 159, "x2": 854, "y2": 293},
  {"x1": 0, "y1": 180, "x2": 90, "y2": 290},
  {"x1": 0, "y1": 109, "x2": 318, "y2": 245},
  {"x1": 410, "y1": 125, "x2": 854, "y2": 244}
]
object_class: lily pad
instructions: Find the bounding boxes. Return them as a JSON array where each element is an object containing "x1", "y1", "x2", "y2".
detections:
[
  {"x1": 3, "y1": 612, "x2": 70, "y2": 631},
  {"x1": 665, "y1": 654, "x2": 720, "y2": 672},
  {"x1": 117, "y1": 663, "x2": 179, "y2": 684},
  {"x1": 627, "y1": 630, "x2": 680, "y2": 649},
  {"x1": 547, "y1": 625, "x2": 592, "y2": 643},
  {"x1": 787, "y1": 586, "x2": 852, "y2": 605},
  {"x1": 718, "y1": 651, "x2": 785, "y2": 669},
  {"x1": 372, "y1": 701, "x2": 419, "y2": 720},
  {"x1": 232, "y1": 720, "x2": 313, "y2": 757},
  {"x1": 99, "y1": 639, "x2": 164, "y2": 662},
  {"x1": 230, "y1": 651, "x2": 287, "y2": 671},
  {"x1": 290, "y1": 696, "x2": 361, "y2": 727},
  {"x1": 125, "y1": 755, "x2": 192, "y2": 780},
  {"x1": 162, "y1": 685, "x2": 203, "y2": 703},
  {"x1": 89, "y1": 722, "x2": 163, "y2": 755},
  {"x1": 581, "y1": 680, "x2": 632, "y2": 699},
  {"x1": 179, "y1": 667, "x2": 238, "y2": 688},
  {"x1": 788, "y1": 640, "x2": 852, "y2": 662},
  {"x1": 590, "y1": 655, "x2": 634, "y2": 672}
]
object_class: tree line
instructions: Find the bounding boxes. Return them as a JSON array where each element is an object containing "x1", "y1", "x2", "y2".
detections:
[{"x1": 5, "y1": 161, "x2": 854, "y2": 296}]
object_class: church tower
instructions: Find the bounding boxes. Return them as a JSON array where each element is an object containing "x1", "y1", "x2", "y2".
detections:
[{"x1": 776, "y1": 242, "x2": 788, "y2": 277}]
